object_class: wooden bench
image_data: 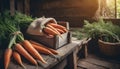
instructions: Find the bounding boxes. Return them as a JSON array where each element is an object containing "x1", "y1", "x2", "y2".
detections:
[{"x1": 3, "y1": 40, "x2": 87, "y2": 69}]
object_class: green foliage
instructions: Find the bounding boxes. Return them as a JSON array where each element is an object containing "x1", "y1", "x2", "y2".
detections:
[
  {"x1": 0, "y1": 11, "x2": 34, "y2": 49},
  {"x1": 117, "y1": 0, "x2": 120, "y2": 18},
  {"x1": 14, "y1": 11, "x2": 34, "y2": 24},
  {"x1": 82, "y1": 19, "x2": 120, "y2": 43},
  {"x1": 71, "y1": 28, "x2": 87, "y2": 40}
]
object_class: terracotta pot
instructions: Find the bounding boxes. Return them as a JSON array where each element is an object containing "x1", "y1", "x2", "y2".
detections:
[{"x1": 98, "y1": 39, "x2": 120, "y2": 57}]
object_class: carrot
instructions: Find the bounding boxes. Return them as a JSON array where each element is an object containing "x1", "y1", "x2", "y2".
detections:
[
  {"x1": 46, "y1": 24, "x2": 61, "y2": 35},
  {"x1": 4, "y1": 48, "x2": 12, "y2": 69},
  {"x1": 55, "y1": 28, "x2": 65, "y2": 34},
  {"x1": 31, "y1": 43, "x2": 55, "y2": 55},
  {"x1": 47, "y1": 48, "x2": 58, "y2": 55},
  {"x1": 22, "y1": 40, "x2": 47, "y2": 64},
  {"x1": 43, "y1": 27, "x2": 58, "y2": 35},
  {"x1": 29, "y1": 40, "x2": 58, "y2": 55},
  {"x1": 46, "y1": 24, "x2": 63, "y2": 38},
  {"x1": 14, "y1": 43, "x2": 37, "y2": 65},
  {"x1": 48, "y1": 23, "x2": 68, "y2": 32},
  {"x1": 12, "y1": 51, "x2": 26, "y2": 69}
]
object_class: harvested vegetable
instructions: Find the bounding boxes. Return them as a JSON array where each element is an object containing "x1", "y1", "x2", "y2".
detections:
[
  {"x1": 43, "y1": 27, "x2": 58, "y2": 35},
  {"x1": 48, "y1": 23, "x2": 68, "y2": 32},
  {"x1": 21, "y1": 40, "x2": 47, "y2": 64},
  {"x1": 4, "y1": 28, "x2": 17, "y2": 69},
  {"x1": 4, "y1": 48, "x2": 12, "y2": 69},
  {"x1": 31, "y1": 43, "x2": 55, "y2": 55},
  {"x1": 0, "y1": 11, "x2": 34, "y2": 49},
  {"x1": 55, "y1": 28, "x2": 65, "y2": 34},
  {"x1": 14, "y1": 43, "x2": 37, "y2": 65},
  {"x1": 29, "y1": 40, "x2": 58, "y2": 55},
  {"x1": 12, "y1": 51, "x2": 26, "y2": 69},
  {"x1": 46, "y1": 24, "x2": 61, "y2": 35},
  {"x1": 0, "y1": 11, "x2": 39, "y2": 69},
  {"x1": 44, "y1": 25, "x2": 63, "y2": 39}
]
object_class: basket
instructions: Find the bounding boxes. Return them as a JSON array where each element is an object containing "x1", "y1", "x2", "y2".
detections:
[{"x1": 98, "y1": 39, "x2": 120, "y2": 57}]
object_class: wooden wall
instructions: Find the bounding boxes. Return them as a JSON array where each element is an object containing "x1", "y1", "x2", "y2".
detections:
[
  {"x1": 0, "y1": 0, "x2": 10, "y2": 13},
  {"x1": 0, "y1": 0, "x2": 119, "y2": 27},
  {"x1": 0, "y1": 0, "x2": 30, "y2": 15},
  {"x1": 30, "y1": 0, "x2": 99, "y2": 27},
  {"x1": 104, "y1": 19, "x2": 120, "y2": 26}
]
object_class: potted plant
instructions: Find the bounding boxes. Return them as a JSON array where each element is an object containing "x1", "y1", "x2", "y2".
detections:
[{"x1": 82, "y1": 19, "x2": 120, "y2": 57}]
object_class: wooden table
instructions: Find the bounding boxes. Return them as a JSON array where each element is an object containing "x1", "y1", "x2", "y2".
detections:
[{"x1": 7, "y1": 41, "x2": 83, "y2": 69}]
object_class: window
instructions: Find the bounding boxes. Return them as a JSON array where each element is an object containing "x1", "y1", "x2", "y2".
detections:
[
  {"x1": 104, "y1": 0, "x2": 120, "y2": 18},
  {"x1": 116, "y1": 0, "x2": 120, "y2": 18}
]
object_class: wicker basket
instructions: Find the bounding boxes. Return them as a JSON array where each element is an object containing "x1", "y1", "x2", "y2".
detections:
[{"x1": 98, "y1": 39, "x2": 120, "y2": 57}]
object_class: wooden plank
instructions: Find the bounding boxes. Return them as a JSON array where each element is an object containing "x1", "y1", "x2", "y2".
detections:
[
  {"x1": 78, "y1": 54, "x2": 120, "y2": 69},
  {"x1": 74, "y1": 38, "x2": 90, "y2": 58},
  {"x1": 0, "y1": 0, "x2": 2, "y2": 12},
  {"x1": 26, "y1": 32, "x2": 71, "y2": 49},
  {"x1": 78, "y1": 43, "x2": 88, "y2": 58},
  {"x1": 30, "y1": 0, "x2": 99, "y2": 17},
  {"x1": 88, "y1": 54, "x2": 120, "y2": 64},
  {"x1": 51, "y1": 58, "x2": 67, "y2": 69},
  {"x1": 24, "y1": 0, "x2": 30, "y2": 15},
  {"x1": 77, "y1": 66, "x2": 86, "y2": 69},
  {"x1": 44, "y1": 42, "x2": 79, "y2": 69},
  {"x1": 7, "y1": 42, "x2": 80, "y2": 69},
  {"x1": 38, "y1": 7, "x2": 97, "y2": 17},
  {"x1": 56, "y1": 42, "x2": 79, "y2": 60},
  {"x1": 54, "y1": 17, "x2": 96, "y2": 27},
  {"x1": 41, "y1": 0, "x2": 98, "y2": 9},
  {"x1": 77, "y1": 60, "x2": 106, "y2": 69},
  {"x1": 66, "y1": 50, "x2": 77, "y2": 69},
  {"x1": 72, "y1": 40, "x2": 84, "y2": 60},
  {"x1": 16, "y1": 0, "x2": 24, "y2": 13},
  {"x1": 10, "y1": 0, "x2": 15, "y2": 16}
]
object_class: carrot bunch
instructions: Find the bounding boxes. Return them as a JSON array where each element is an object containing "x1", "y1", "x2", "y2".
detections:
[
  {"x1": 4, "y1": 34, "x2": 46, "y2": 69},
  {"x1": 4, "y1": 23, "x2": 60, "y2": 69},
  {"x1": 3, "y1": 23, "x2": 37, "y2": 69},
  {"x1": 43, "y1": 23, "x2": 68, "y2": 37},
  {"x1": 3, "y1": 18, "x2": 60, "y2": 69},
  {"x1": 4, "y1": 38, "x2": 59, "y2": 69}
]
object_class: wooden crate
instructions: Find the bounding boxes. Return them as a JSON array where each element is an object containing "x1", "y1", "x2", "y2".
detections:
[{"x1": 26, "y1": 21, "x2": 71, "y2": 49}]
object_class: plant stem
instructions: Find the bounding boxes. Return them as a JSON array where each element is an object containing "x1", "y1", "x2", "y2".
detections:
[
  {"x1": 8, "y1": 35, "x2": 17, "y2": 48},
  {"x1": 18, "y1": 34, "x2": 24, "y2": 41}
]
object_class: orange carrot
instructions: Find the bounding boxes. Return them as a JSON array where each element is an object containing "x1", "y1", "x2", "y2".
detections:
[
  {"x1": 46, "y1": 24, "x2": 61, "y2": 35},
  {"x1": 46, "y1": 24, "x2": 63, "y2": 39},
  {"x1": 31, "y1": 43, "x2": 54, "y2": 55},
  {"x1": 29, "y1": 40, "x2": 58, "y2": 55},
  {"x1": 55, "y1": 28, "x2": 65, "y2": 34},
  {"x1": 14, "y1": 43, "x2": 37, "y2": 65},
  {"x1": 43, "y1": 27, "x2": 58, "y2": 35},
  {"x1": 48, "y1": 23, "x2": 68, "y2": 32},
  {"x1": 4, "y1": 48, "x2": 12, "y2": 69},
  {"x1": 12, "y1": 51, "x2": 26, "y2": 69},
  {"x1": 22, "y1": 40, "x2": 47, "y2": 64}
]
